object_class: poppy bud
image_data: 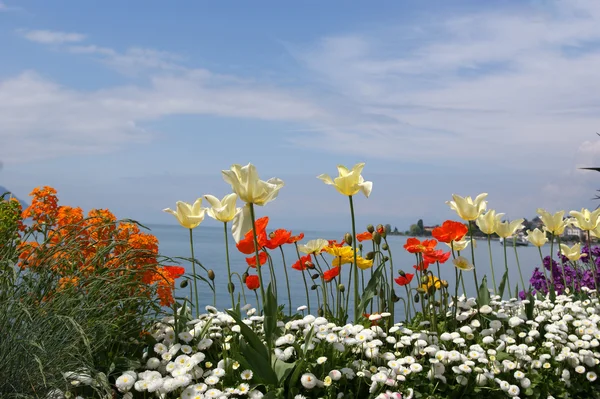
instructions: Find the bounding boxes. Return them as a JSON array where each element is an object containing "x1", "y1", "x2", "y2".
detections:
[
  {"x1": 367, "y1": 224, "x2": 375, "y2": 233},
  {"x1": 398, "y1": 270, "x2": 406, "y2": 277},
  {"x1": 228, "y1": 282, "x2": 235, "y2": 293},
  {"x1": 376, "y1": 224, "x2": 385, "y2": 236},
  {"x1": 344, "y1": 233, "x2": 353, "y2": 246},
  {"x1": 208, "y1": 270, "x2": 215, "y2": 280},
  {"x1": 365, "y1": 251, "x2": 375, "y2": 260},
  {"x1": 311, "y1": 273, "x2": 320, "y2": 280},
  {"x1": 379, "y1": 288, "x2": 385, "y2": 297},
  {"x1": 373, "y1": 232, "x2": 381, "y2": 245},
  {"x1": 318, "y1": 308, "x2": 324, "y2": 317},
  {"x1": 383, "y1": 256, "x2": 389, "y2": 262},
  {"x1": 392, "y1": 293, "x2": 400, "y2": 303},
  {"x1": 424, "y1": 293, "x2": 429, "y2": 300},
  {"x1": 414, "y1": 294, "x2": 420, "y2": 303},
  {"x1": 338, "y1": 284, "x2": 345, "y2": 292},
  {"x1": 180, "y1": 279, "x2": 189, "y2": 288},
  {"x1": 242, "y1": 272, "x2": 249, "y2": 283},
  {"x1": 307, "y1": 262, "x2": 316, "y2": 270},
  {"x1": 311, "y1": 284, "x2": 318, "y2": 290},
  {"x1": 382, "y1": 243, "x2": 389, "y2": 251},
  {"x1": 441, "y1": 280, "x2": 449, "y2": 288},
  {"x1": 358, "y1": 243, "x2": 363, "y2": 251},
  {"x1": 420, "y1": 276, "x2": 429, "y2": 284},
  {"x1": 416, "y1": 287, "x2": 426, "y2": 294}
]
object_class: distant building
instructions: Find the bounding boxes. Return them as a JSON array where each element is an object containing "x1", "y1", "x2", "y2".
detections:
[
  {"x1": 423, "y1": 226, "x2": 437, "y2": 233},
  {"x1": 563, "y1": 226, "x2": 583, "y2": 240}
]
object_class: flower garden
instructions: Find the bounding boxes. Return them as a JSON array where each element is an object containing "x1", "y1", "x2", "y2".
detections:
[{"x1": 2, "y1": 163, "x2": 600, "y2": 399}]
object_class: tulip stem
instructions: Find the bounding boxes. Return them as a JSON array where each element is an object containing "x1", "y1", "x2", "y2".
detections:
[
  {"x1": 248, "y1": 204, "x2": 266, "y2": 305},
  {"x1": 224, "y1": 222, "x2": 235, "y2": 311},
  {"x1": 487, "y1": 235, "x2": 498, "y2": 296},
  {"x1": 502, "y1": 240, "x2": 513, "y2": 299},
  {"x1": 468, "y1": 222, "x2": 480, "y2": 301},
  {"x1": 279, "y1": 246, "x2": 293, "y2": 316},
  {"x1": 348, "y1": 195, "x2": 360, "y2": 323},
  {"x1": 385, "y1": 237, "x2": 395, "y2": 328},
  {"x1": 295, "y1": 243, "x2": 311, "y2": 314},
  {"x1": 189, "y1": 228, "x2": 200, "y2": 317},
  {"x1": 538, "y1": 247, "x2": 550, "y2": 295},
  {"x1": 513, "y1": 237, "x2": 526, "y2": 294}
]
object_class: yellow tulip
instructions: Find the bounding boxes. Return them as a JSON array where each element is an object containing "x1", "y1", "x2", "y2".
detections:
[
  {"x1": 222, "y1": 163, "x2": 284, "y2": 206},
  {"x1": 569, "y1": 208, "x2": 600, "y2": 231},
  {"x1": 446, "y1": 193, "x2": 488, "y2": 221},
  {"x1": 317, "y1": 163, "x2": 373, "y2": 197},
  {"x1": 536, "y1": 209, "x2": 569, "y2": 235},
  {"x1": 298, "y1": 239, "x2": 329, "y2": 255},
  {"x1": 495, "y1": 219, "x2": 525, "y2": 239},
  {"x1": 560, "y1": 243, "x2": 586, "y2": 262},
  {"x1": 476, "y1": 209, "x2": 504, "y2": 235},
  {"x1": 525, "y1": 228, "x2": 548, "y2": 247},
  {"x1": 204, "y1": 193, "x2": 240, "y2": 223},
  {"x1": 452, "y1": 256, "x2": 474, "y2": 271},
  {"x1": 163, "y1": 199, "x2": 206, "y2": 229}
]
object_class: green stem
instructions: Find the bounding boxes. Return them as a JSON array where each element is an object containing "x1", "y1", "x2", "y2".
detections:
[
  {"x1": 385, "y1": 237, "x2": 395, "y2": 328},
  {"x1": 468, "y1": 222, "x2": 479, "y2": 301},
  {"x1": 538, "y1": 247, "x2": 550, "y2": 294},
  {"x1": 348, "y1": 195, "x2": 359, "y2": 322},
  {"x1": 231, "y1": 272, "x2": 247, "y2": 304},
  {"x1": 223, "y1": 222, "x2": 235, "y2": 310},
  {"x1": 294, "y1": 243, "x2": 312, "y2": 313},
  {"x1": 188, "y1": 228, "x2": 200, "y2": 317},
  {"x1": 453, "y1": 266, "x2": 459, "y2": 330},
  {"x1": 248, "y1": 204, "x2": 266, "y2": 304},
  {"x1": 279, "y1": 246, "x2": 293, "y2": 316},
  {"x1": 487, "y1": 235, "x2": 498, "y2": 296},
  {"x1": 503, "y1": 240, "x2": 512, "y2": 299},
  {"x1": 513, "y1": 237, "x2": 526, "y2": 293}
]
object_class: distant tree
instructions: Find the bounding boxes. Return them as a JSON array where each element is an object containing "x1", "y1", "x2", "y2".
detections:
[
  {"x1": 409, "y1": 224, "x2": 421, "y2": 236},
  {"x1": 417, "y1": 219, "x2": 424, "y2": 234},
  {"x1": 404, "y1": 230, "x2": 410, "y2": 235},
  {"x1": 393, "y1": 226, "x2": 399, "y2": 234},
  {"x1": 385, "y1": 224, "x2": 392, "y2": 235}
]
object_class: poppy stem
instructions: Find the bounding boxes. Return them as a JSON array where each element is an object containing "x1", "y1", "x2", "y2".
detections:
[
  {"x1": 384, "y1": 237, "x2": 395, "y2": 329},
  {"x1": 349, "y1": 195, "x2": 360, "y2": 323},
  {"x1": 188, "y1": 228, "x2": 200, "y2": 318},
  {"x1": 513, "y1": 237, "x2": 526, "y2": 294},
  {"x1": 294, "y1": 243, "x2": 311, "y2": 314},
  {"x1": 503, "y1": 240, "x2": 513, "y2": 298},
  {"x1": 223, "y1": 222, "x2": 236, "y2": 311},
  {"x1": 468, "y1": 221, "x2": 480, "y2": 301},
  {"x1": 248, "y1": 204, "x2": 266, "y2": 305},
  {"x1": 487, "y1": 235, "x2": 498, "y2": 296},
  {"x1": 279, "y1": 246, "x2": 292, "y2": 316}
]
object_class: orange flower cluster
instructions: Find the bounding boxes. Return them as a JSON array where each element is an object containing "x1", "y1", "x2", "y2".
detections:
[{"x1": 17, "y1": 186, "x2": 180, "y2": 306}]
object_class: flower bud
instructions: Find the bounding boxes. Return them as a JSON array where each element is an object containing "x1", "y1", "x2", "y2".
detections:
[
  {"x1": 365, "y1": 251, "x2": 375, "y2": 260},
  {"x1": 416, "y1": 287, "x2": 426, "y2": 294},
  {"x1": 441, "y1": 280, "x2": 449, "y2": 288},
  {"x1": 228, "y1": 282, "x2": 235, "y2": 293},
  {"x1": 414, "y1": 294, "x2": 420, "y2": 303},
  {"x1": 398, "y1": 270, "x2": 406, "y2": 277},
  {"x1": 358, "y1": 243, "x2": 363, "y2": 251},
  {"x1": 373, "y1": 232, "x2": 381, "y2": 245},
  {"x1": 242, "y1": 272, "x2": 249, "y2": 283},
  {"x1": 318, "y1": 308, "x2": 324, "y2": 317},
  {"x1": 367, "y1": 224, "x2": 375, "y2": 233},
  {"x1": 382, "y1": 243, "x2": 389, "y2": 251},
  {"x1": 338, "y1": 284, "x2": 345, "y2": 292},
  {"x1": 392, "y1": 292, "x2": 400, "y2": 303},
  {"x1": 344, "y1": 233, "x2": 353, "y2": 246},
  {"x1": 421, "y1": 276, "x2": 429, "y2": 284},
  {"x1": 307, "y1": 262, "x2": 316, "y2": 270},
  {"x1": 208, "y1": 269, "x2": 215, "y2": 281},
  {"x1": 383, "y1": 256, "x2": 389, "y2": 262},
  {"x1": 180, "y1": 279, "x2": 189, "y2": 288},
  {"x1": 376, "y1": 224, "x2": 386, "y2": 238},
  {"x1": 311, "y1": 284, "x2": 319, "y2": 290},
  {"x1": 311, "y1": 273, "x2": 320, "y2": 280}
]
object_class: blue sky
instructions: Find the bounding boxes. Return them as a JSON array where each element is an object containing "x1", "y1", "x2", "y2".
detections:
[{"x1": 1, "y1": 0, "x2": 600, "y2": 231}]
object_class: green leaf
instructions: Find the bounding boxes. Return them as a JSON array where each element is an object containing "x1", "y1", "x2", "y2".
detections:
[
  {"x1": 263, "y1": 283, "x2": 278, "y2": 344},
  {"x1": 273, "y1": 358, "x2": 296, "y2": 384},
  {"x1": 498, "y1": 270, "x2": 508, "y2": 298},
  {"x1": 478, "y1": 275, "x2": 491, "y2": 306},
  {"x1": 525, "y1": 291, "x2": 535, "y2": 320},
  {"x1": 234, "y1": 339, "x2": 278, "y2": 385},
  {"x1": 357, "y1": 263, "x2": 386, "y2": 315},
  {"x1": 226, "y1": 310, "x2": 269, "y2": 361}
]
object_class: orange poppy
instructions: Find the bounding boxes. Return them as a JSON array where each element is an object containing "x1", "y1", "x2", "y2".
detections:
[
  {"x1": 265, "y1": 229, "x2": 292, "y2": 249},
  {"x1": 322, "y1": 267, "x2": 340, "y2": 282},
  {"x1": 328, "y1": 239, "x2": 345, "y2": 248},
  {"x1": 403, "y1": 237, "x2": 437, "y2": 254},
  {"x1": 394, "y1": 273, "x2": 414, "y2": 286},
  {"x1": 413, "y1": 260, "x2": 431, "y2": 271},
  {"x1": 432, "y1": 220, "x2": 468, "y2": 243},
  {"x1": 245, "y1": 275, "x2": 260, "y2": 290},
  {"x1": 292, "y1": 254, "x2": 312, "y2": 271},
  {"x1": 236, "y1": 217, "x2": 269, "y2": 254},
  {"x1": 245, "y1": 251, "x2": 268, "y2": 268},
  {"x1": 356, "y1": 231, "x2": 373, "y2": 242},
  {"x1": 287, "y1": 232, "x2": 305, "y2": 244},
  {"x1": 423, "y1": 249, "x2": 451, "y2": 264}
]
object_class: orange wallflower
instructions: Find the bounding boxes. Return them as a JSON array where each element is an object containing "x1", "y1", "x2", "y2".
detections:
[
  {"x1": 245, "y1": 251, "x2": 268, "y2": 268},
  {"x1": 236, "y1": 217, "x2": 269, "y2": 254},
  {"x1": 403, "y1": 237, "x2": 437, "y2": 254},
  {"x1": 265, "y1": 229, "x2": 292, "y2": 249},
  {"x1": 432, "y1": 220, "x2": 468, "y2": 243},
  {"x1": 356, "y1": 231, "x2": 373, "y2": 242}
]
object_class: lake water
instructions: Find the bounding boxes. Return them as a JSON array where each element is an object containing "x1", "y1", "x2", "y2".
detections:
[{"x1": 150, "y1": 224, "x2": 550, "y2": 320}]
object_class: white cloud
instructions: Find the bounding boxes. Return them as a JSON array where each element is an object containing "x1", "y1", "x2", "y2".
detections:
[{"x1": 20, "y1": 29, "x2": 86, "y2": 44}]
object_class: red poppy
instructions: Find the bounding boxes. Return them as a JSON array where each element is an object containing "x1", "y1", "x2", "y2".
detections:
[
  {"x1": 356, "y1": 231, "x2": 373, "y2": 242},
  {"x1": 413, "y1": 260, "x2": 431, "y2": 271},
  {"x1": 403, "y1": 237, "x2": 437, "y2": 254},
  {"x1": 292, "y1": 254, "x2": 312, "y2": 271},
  {"x1": 245, "y1": 251, "x2": 268, "y2": 268},
  {"x1": 287, "y1": 232, "x2": 305, "y2": 244},
  {"x1": 322, "y1": 267, "x2": 340, "y2": 282},
  {"x1": 423, "y1": 249, "x2": 451, "y2": 264},
  {"x1": 265, "y1": 229, "x2": 292, "y2": 250},
  {"x1": 236, "y1": 217, "x2": 269, "y2": 254},
  {"x1": 328, "y1": 239, "x2": 345, "y2": 248},
  {"x1": 431, "y1": 220, "x2": 468, "y2": 243},
  {"x1": 245, "y1": 275, "x2": 260, "y2": 290},
  {"x1": 163, "y1": 265, "x2": 186, "y2": 279},
  {"x1": 394, "y1": 273, "x2": 414, "y2": 286}
]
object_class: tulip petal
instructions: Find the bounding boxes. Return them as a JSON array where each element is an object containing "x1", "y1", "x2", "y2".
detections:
[
  {"x1": 358, "y1": 180, "x2": 373, "y2": 198},
  {"x1": 317, "y1": 174, "x2": 334, "y2": 185},
  {"x1": 232, "y1": 204, "x2": 252, "y2": 244},
  {"x1": 203, "y1": 195, "x2": 222, "y2": 208}
]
